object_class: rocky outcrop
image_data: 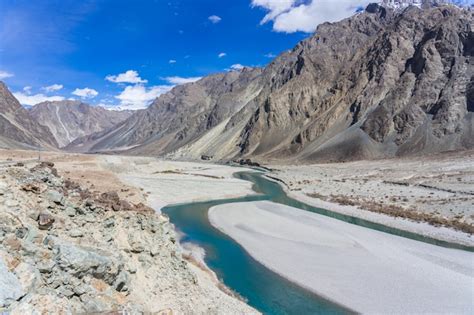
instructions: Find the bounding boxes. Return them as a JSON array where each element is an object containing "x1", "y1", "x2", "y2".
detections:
[
  {"x1": 30, "y1": 101, "x2": 131, "y2": 148},
  {"x1": 235, "y1": 3, "x2": 474, "y2": 162},
  {"x1": 0, "y1": 162, "x2": 256, "y2": 313},
  {"x1": 0, "y1": 82, "x2": 58, "y2": 150},
  {"x1": 67, "y1": 4, "x2": 473, "y2": 163}
]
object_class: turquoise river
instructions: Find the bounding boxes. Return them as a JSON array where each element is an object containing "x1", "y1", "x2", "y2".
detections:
[{"x1": 161, "y1": 171, "x2": 473, "y2": 315}]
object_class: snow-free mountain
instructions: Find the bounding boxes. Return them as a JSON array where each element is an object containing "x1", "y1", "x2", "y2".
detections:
[
  {"x1": 0, "y1": 82, "x2": 58, "y2": 150},
  {"x1": 66, "y1": 3, "x2": 473, "y2": 162},
  {"x1": 30, "y1": 101, "x2": 131, "y2": 148}
]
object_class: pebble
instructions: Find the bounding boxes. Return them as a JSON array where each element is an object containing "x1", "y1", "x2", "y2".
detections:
[{"x1": 69, "y1": 230, "x2": 83, "y2": 238}]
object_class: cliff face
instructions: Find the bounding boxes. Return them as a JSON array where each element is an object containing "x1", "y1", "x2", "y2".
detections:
[
  {"x1": 69, "y1": 4, "x2": 473, "y2": 162},
  {"x1": 0, "y1": 82, "x2": 58, "y2": 150},
  {"x1": 236, "y1": 4, "x2": 473, "y2": 162},
  {"x1": 30, "y1": 101, "x2": 131, "y2": 148}
]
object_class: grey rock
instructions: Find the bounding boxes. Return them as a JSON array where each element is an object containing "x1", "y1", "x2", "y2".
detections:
[
  {"x1": 114, "y1": 271, "x2": 130, "y2": 292},
  {"x1": 64, "y1": 206, "x2": 76, "y2": 217},
  {"x1": 5, "y1": 199, "x2": 19, "y2": 208},
  {"x1": 150, "y1": 245, "x2": 160, "y2": 257},
  {"x1": 82, "y1": 296, "x2": 111, "y2": 314},
  {"x1": 128, "y1": 234, "x2": 146, "y2": 253},
  {"x1": 126, "y1": 263, "x2": 137, "y2": 274},
  {"x1": 103, "y1": 217, "x2": 115, "y2": 228},
  {"x1": 54, "y1": 244, "x2": 121, "y2": 285},
  {"x1": 37, "y1": 259, "x2": 56, "y2": 274},
  {"x1": 69, "y1": 229, "x2": 84, "y2": 238},
  {"x1": 0, "y1": 259, "x2": 25, "y2": 307},
  {"x1": 47, "y1": 190, "x2": 64, "y2": 205},
  {"x1": 58, "y1": 286, "x2": 75, "y2": 298},
  {"x1": 20, "y1": 241, "x2": 39, "y2": 257},
  {"x1": 13, "y1": 262, "x2": 40, "y2": 293},
  {"x1": 15, "y1": 227, "x2": 28, "y2": 239}
]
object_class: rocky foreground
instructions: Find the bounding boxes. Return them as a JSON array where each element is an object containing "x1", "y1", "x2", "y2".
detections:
[{"x1": 0, "y1": 160, "x2": 256, "y2": 314}]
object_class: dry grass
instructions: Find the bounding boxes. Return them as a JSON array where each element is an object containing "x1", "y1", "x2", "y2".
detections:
[{"x1": 328, "y1": 194, "x2": 474, "y2": 234}]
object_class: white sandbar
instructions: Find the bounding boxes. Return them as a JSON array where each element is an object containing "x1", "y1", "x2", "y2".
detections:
[{"x1": 209, "y1": 201, "x2": 474, "y2": 314}]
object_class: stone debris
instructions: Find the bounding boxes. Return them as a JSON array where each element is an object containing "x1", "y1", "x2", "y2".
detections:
[{"x1": 0, "y1": 161, "x2": 258, "y2": 314}]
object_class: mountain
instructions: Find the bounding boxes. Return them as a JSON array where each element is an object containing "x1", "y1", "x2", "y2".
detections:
[
  {"x1": 30, "y1": 101, "x2": 132, "y2": 148},
  {"x1": 0, "y1": 82, "x2": 58, "y2": 150},
  {"x1": 382, "y1": 0, "x2": 473, "y2": 9},
  {"x1": 66, "y1": 68, "x2": 264, "y2": 154},
  {"x1": 68, "y1": 4, "x2": 474, "y2": 162}
]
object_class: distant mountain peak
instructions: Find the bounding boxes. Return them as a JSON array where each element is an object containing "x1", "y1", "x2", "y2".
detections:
[
  {"x1": 380, "y1": 0, "x2": 473, "y2": 9},
  {"x1": 30, "y1": 100, "x2": 132, "y2": 148}
]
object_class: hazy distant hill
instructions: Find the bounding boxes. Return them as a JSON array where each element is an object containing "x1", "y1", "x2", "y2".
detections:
[{"x1": 30, "y1": 101, "x2": 131, "y2": 148}]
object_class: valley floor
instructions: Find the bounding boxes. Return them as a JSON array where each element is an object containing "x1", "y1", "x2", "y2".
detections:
[
  {"x1": 270, "y1": 150, "x2": 474, "y2": 246},
  {"x1": 1, "y1": 148, "x2": 473, "y2": 313}
]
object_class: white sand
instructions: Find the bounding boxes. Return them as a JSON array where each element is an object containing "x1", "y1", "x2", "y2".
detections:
[
  {"x1": 98, "y1": 155, "x2": 256, "y2": 210},
  {"x1": 209, "y1": 201, "x2": 474, "y2": 314},
  {"x1": 278, "y1": 183, "x2": 474, "y2": 246}
]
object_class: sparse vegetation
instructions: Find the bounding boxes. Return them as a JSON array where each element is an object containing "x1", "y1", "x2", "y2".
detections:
[{"x1": 328, "y1": 194, "x2": 474, "y2": 234}]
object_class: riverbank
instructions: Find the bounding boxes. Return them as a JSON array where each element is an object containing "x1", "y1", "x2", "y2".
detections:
[
  {"x1": 209, "y1": 201, "x2": 474, "y2": 314},
  {"x1": 268, "y1": 150, "x2": 474, "y2": 246},
  {"x1": 98, "y1": 155, "x2": 256, "y2": 211}
]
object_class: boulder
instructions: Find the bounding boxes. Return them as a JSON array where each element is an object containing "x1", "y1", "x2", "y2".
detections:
[{"x1": 54, "y1": 244, "x2": 121, "y2": 285}]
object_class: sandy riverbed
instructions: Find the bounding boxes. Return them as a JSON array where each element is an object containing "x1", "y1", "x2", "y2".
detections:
[
  {"x1": 98, "y1": 155, "x2": 256, "y2": 210},
  {"x1": 209, "y1": 201, "x2": 474, "y2": 314},
  {"x1": 270, "y1": 150, "x2": 474, "y2": 245}
]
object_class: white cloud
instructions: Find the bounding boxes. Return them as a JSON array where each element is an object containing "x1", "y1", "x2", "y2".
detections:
[
  {"x1": 252, "y1": 0, "x2": 373, "y2": 33},
  {"x1": 218, "y1": 52, "x2": 227, "y2": 58},
  {"x1": 252, "y1": 0, "x2": 295, "y2": 23},
  {"x1": 13, "y1": 92, "x2": 65, "y2": 106},
  {"x1": 264, "y1": 52, "x2": 276, "y2": 58},
  {"x1": 169, "y1": 59, "x2": 177, "y2": 64},
  {"x1": 105, "y1": 70, "x2": 147, "y2": 84},
  {"x1": 230, "y1": 64, "x2": 245, "y2": 70},
  {"x1": 208, "y1": 15, "x2": 222, "y2": 23},
  {"x1": 72, "y1": 87, "x2": 98, "y2": 99},
  {"x1": 42, "y1": 84, "x2": 63, "y2": 92},
  {"x1": 0, "y1": 70, "x2": 13, "y2": 80},
  {"x1": 115, "y1": 84, "x2": 173, "y2": 110},
  {"x1": 23, "y1": 86, "x2": 32, "y2": 94},
  {"x1": 164, "y1": 76, "x2": 202, "y2": 85}
]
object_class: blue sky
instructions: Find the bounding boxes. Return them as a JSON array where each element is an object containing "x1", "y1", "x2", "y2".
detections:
[{"x1": 1, "y1": 0, "x2": 471, "y2": 109}]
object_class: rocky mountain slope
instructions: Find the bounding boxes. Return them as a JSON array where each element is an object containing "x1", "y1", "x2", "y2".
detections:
[
  {"x1": 66, "y1": 68, "x2": 263, "y2": 155},
  {"x1": 0, "y1": 82, "x2": 58, "y2": 150},
  {"x1": 69, "y1": 4, "x2": 473, "y2": 162},
  {"x1": 30, "y1": 101, "x2": 131, "y2": 148},
  {"x1": 0, "y1": 160, "x2": 256, "y2": 314}
]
